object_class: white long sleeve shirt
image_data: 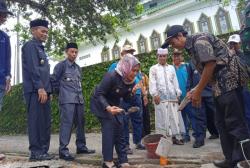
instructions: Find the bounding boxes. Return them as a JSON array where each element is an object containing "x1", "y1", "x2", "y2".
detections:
[{"x1": 149, "y1": 63, "x2": 182, "y2": 101}]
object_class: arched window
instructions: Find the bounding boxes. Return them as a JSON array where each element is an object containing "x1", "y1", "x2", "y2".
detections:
[
  {"x1": 123, "y1": 39, "x2": 132, "y2": 47},
  {"x1": 112, "y1": 44, "x2": 120, "y2": 60},
  {"x1": 215, "y1": 8, "x2": 232, "y2": 34},
  {"x1": 236, "y1": 7, "x2": 245, "y2": 27},
  {"x1": 183, "y1": 19, "x2": 194, "y2": 35},
  {"x1": 150, "y1": 30, "x2": 162, "y2": 50},
  {"x1": 163, "y1": 25, "x2": 170, "y2": 39},
  {"x1": 137, "y1": 34, "x2": 148, "y2": 54},
  {"x1": 101, "y1": 46, "x2": 110, "y2": 62},
  {"x1": 198, "y1": 13, "x2": 213, "y2": 33}
]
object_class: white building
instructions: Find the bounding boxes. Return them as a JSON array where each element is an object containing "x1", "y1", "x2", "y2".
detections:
[{"x1": 76, "y1": 0, "x2": 244, "y2": 67}]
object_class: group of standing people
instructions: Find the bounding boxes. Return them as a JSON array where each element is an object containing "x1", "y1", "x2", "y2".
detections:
[
  {"x1": 22, "y1": 19, "x2": 96, "y2": 161},
  {"x1": 161, "y1": 25, "x2": 250, "y2": 168},
  {"x1": 1, "y1": 3, "x2": 96, "y2": 161}
]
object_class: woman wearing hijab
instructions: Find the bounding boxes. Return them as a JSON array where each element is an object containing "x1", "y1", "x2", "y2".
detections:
[{"x1": 90, "y1": 54, "x2": 140, "y2": 168}]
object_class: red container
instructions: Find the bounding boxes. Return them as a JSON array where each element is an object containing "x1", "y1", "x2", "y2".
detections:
[{"x1": 142, "y1": 134, "x2": 164, "y2": 159}]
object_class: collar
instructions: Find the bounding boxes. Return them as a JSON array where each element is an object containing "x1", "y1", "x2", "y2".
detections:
[
  {"x1": 31, "y1": 37, "x2": 44, "y2": 47},
  {"x1": 157, "y1": 63, "x2": 168, "y2": 67},
  {"x1": 66, "y1": 59, "x2": 75, "y2": 67},
  {"x1": 184, "y1": 35, "x2": 193, "y2": 50},
  {"x1": 174, "y1": 63, "x2": 186, "y2": 69}
]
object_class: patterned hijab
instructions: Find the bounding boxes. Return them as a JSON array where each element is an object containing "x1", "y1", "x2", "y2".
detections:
[{"x1": 115, "y1": 54, "x2": 140, "y2": 80}]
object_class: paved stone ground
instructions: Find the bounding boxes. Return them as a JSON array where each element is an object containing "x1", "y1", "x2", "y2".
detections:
[{"x1": 0, "y1": 133, "x2": 224, "y2": 168}]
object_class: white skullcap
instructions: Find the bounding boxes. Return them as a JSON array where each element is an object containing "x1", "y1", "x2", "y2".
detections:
[
  {"x1": 227, "y1": 34, "x2": 241, "y2": 43},
  {"x1": 157, "y1": 48, "x2": 168, "y2": 55}
]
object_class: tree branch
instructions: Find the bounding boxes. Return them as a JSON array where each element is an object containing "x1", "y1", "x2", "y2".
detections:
[{"x1": 7, "y1": 0, "x2": 47, "y2": 13}]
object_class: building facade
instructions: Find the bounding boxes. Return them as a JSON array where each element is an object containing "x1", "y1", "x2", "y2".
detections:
[{"x1": 76, "y1": 0, "x2": 244, "y2": 67}]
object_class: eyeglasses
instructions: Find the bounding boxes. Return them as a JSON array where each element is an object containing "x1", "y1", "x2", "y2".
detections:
[{"x1": 158, "y1": 55, "x2": 166, "y2": 57}]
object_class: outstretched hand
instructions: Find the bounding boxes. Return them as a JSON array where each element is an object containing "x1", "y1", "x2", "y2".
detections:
[{"x1": 106, "y1": 106, "x2": 123, "y2": 115}]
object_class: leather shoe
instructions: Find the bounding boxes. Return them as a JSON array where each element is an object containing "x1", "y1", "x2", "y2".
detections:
[
  {"x1": 29, "y1": 153, "x2": 53, "y2": 161},
  {"x1": 59, "y1": 153, "x2": 74, "y2": 161},
  {"x1": 136, "y1": 143, "x2": 145, "y2": 150},
  {"x1": 193, "y1": 141, "x2": 204, "y2": 148},
  {"x1": 209, "y1": 134, "x2": 219, "y2": 139},
  {"x1": 77, "y1": 148, "x2": 95, "y2": 154},
  {"x1": 213, "y1": 160, "x2": 232, "y2": 168},
  {"x1": 43, "y1": 153, "x2": 54, "y2": 160}
]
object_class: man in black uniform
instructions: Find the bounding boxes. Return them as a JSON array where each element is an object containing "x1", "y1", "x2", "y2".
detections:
[
  {"x1": 162, "y1": 25, "x2": 250, "y2": 168},
  {"x1": 22, "y1": 19, "x2": 53, "y2": 161},
  {"x1": 51, "y1": 43, "x2": 95, "y2": 161}
]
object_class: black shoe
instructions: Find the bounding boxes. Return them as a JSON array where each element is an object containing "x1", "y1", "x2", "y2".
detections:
[
  {"x1": 59, "y1": 153, "x2": 75, "y2": 161},
  {"x1": 77, "y1": 148, "x2": 95, "y2": 154},
  {"x1": 209, "y1": 134, "x2": 219, "y2": 139},
  {"x1": 192, "y1": 141, "x2": 204, "y2": 148},
  {"x1": 43, "y1": 153, "x2": 54, "y2": 160},
  {"x1": 136, "y1": 143, "x2": 145, "y2": 150},
  {"x1": 213, "y1": 160, "x2": 232, "y2": 168},
  {"x1": 172, "y1": 137, "x2": 184, "y2": 145},
  {"x1": 29, "y1": 153, "x2": 53, "y2": 161}
]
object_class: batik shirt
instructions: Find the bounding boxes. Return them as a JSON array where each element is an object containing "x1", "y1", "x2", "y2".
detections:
[{"x1": 184, "y1": 33, "x2": 241, "y2": 97}]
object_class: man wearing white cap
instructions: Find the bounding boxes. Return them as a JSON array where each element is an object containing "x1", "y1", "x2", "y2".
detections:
[
  {"x1": 228, "y1": 34, "x2": 250, "y2": 133},
  {"x1": 227, "y1": 34, "x2": 241, "y2": 52},
  {"x1": 149, "y1": 48, "x2": 185, "y2": 145},
  {"x1": 108, "y1": 44, "x2": 135, "y2": 72}
]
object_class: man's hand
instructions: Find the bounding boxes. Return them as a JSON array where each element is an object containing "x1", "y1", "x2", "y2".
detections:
[
  {"x1": 191, "y1": 89, "x2": 201, "y2": 107},
  {"x1": 132, "y1": 83, "x2": 140, "y2": 94},
  {"x1": 5, "y1": 79, "x2": 11, "y2": 94},
  {"x1": 153, "y1": 95, "x2": 160, "y2": 105},
  {"x1": 143, "y1": 95, "x2": 148, "y2": 106},
  {"x1": 106, "y1": 106, "x2": 123, "y2": 115},
  {"x1": 38, "y1": 88, "x2": 48, "y2": 104},
  {"x1": 186, "y1": 91, "x2": 192, "y2": 100}
]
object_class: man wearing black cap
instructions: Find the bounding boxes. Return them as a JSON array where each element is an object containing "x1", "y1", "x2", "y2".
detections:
[
  {"x1": 162, "y1": 25, "x2": 250, "y2": 167},
  {"x1": 0, "y1": 0, "x2": 13, "y2": 161},
  {"x1": 22, "y1": 19, "x2": 53, "y2": 161},
  {"x1": 51, "y1": 43, "x2": 95, "y2": 161}
]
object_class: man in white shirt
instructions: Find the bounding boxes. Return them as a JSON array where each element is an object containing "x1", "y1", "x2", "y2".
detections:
[{"x1": 149, "y1": 48, "x2": 185, "y2": 145}]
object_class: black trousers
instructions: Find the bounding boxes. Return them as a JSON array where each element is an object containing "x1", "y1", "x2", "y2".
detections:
[
  {"x1": 99, "y1": 115, "x2": 128, "y2": 164},
  {"x1": 202, "y1": 97, "x2": 219, "y2": 136},
  {"x1": 24, "y1": 93, "x2": 51, "y2": 155},
  {"x1": 141, "y1": 96, "x2": 151, "y2": 137},
  {"x1": 59, "y1": 103, "x2": 86, "y2": 154},
  {"x1": 215, "y1": 88, "x2": 250, "y2": 165}
]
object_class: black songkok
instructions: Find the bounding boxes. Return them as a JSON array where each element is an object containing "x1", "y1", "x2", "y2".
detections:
[
  {"x1": 66, "y1": 42, "x2": 78, "y2": 50},
  {"x1": 30, "y1": 19, "x2": 49, "y2": 28}
]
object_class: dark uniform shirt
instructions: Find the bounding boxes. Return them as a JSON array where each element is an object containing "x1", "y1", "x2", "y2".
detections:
[
  {"x1": 0, "y1": 30, "x2": 11, "y2": 85},
  {"x1": 22, "y1": 38, "x2": 51, "y2": 93},
  {"x1": 184, "y1": 33, "x2": 241, "y2": 97},
  {"x1": 90, "y1": 71, "x2": 135, "y2": 119},
  {"x1": 51, "y1": 59, "x2": 84, "y2": 104}
]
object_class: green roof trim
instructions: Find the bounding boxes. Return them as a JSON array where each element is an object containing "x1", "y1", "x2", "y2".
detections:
[{"x1": 134, "y1": 0, "x2": 182, "y2": 19}]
